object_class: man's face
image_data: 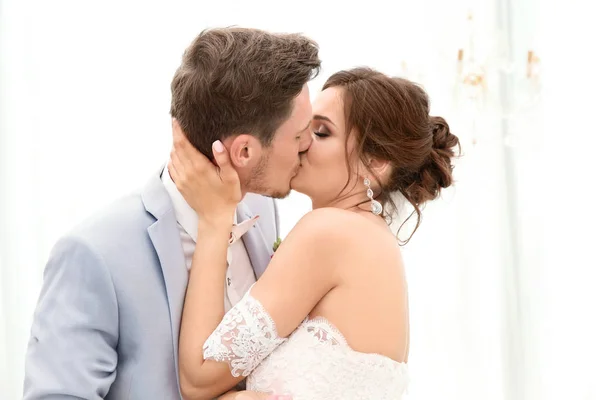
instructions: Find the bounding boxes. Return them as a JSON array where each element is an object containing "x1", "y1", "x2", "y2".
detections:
[{"x1": 245, "y1": 85, "x2": 313, "y2": 198}]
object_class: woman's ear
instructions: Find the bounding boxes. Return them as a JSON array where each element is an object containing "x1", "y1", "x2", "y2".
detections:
[
  {"x1": 363, "y1": 158, "x2": 391, "y2": 184},
  {"x1": 370, "y1": 158, "x2": 390, "y2": 175}
]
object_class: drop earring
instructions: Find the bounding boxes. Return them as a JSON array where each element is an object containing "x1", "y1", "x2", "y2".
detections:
[{"x1": 364, "y1": 177, "x2": 383, "y2": 215}]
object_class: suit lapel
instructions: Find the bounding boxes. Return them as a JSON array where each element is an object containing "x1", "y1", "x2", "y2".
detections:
[
  {"x1": 147, "y1": 216, "x2": 188, "y2": 356},
  {"x1": 141, "y1": 172, "x2": 188, "y2": 385},
  {"x1": 237, "y1": 203, "x2": 273, "y2": 279},
  {"x1": 141, "y1": 173, "x2": 273, "y2": 381}
]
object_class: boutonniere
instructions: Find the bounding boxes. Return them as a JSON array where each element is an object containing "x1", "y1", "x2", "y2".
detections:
[{"x1": 271, "y1": 237, "x2": 282, "y2": 258}]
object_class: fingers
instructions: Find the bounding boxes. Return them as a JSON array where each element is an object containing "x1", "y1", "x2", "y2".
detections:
[
  {"x1": 171, "y1": 118, "x2": 184, "y2": 141},
  {"x1": 167, "y1": 159, "x2": 176, "y2": 181},
  {"x1": 171, "y1": 119, "x2": 191, "y2": 161},
  {"x1": 167, "y1": 158, "x2": 185, "y2": 195},
  {"x1": 169, "y1": 146, "x2": 182, "y2": 177},
  {"x1": 172, "y1": 118, "x2": 214, "y2": 172},
  {"x1": 211, "y1": 140, "x2": 237, "y2": 183},
  {"x1": 170, "y1": 119, "x2": 240, "y2": 204},
  {"x1": 169, "y1": 141, "x2": 188, "y2": 191}
]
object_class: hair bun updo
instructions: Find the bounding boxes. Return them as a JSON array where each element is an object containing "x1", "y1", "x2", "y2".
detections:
[
  {"x1": 323, "y1": 67, "x2": 461, "y2": 243},
  {"x1": 401, "y1": 116, "x2": 460, "y2": 205}
]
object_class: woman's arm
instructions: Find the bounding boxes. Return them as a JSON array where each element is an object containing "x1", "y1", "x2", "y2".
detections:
[
  {"x1": 169, "y1": 125, "x2": 244, "y2": 399},
  {"x1": 178, "y1": 220, "x2": 236, "y2": 399},
  {"x1": 180, "y1": 212, "x2": 345, "y2": 398},
  {"x1": 218, "y1": 390, "x2": 288, "y2": 400},
  {"x1": 183, "y1": 213, "x2": 342, "y2": 399},
  {"x1": 169, "y1": 123, "x2": 346, "y2": 399}
]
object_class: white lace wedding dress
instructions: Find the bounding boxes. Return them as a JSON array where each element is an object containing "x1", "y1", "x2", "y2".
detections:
[{"x1": 203, "y1": 290, "x2": 409, "y2": 400}]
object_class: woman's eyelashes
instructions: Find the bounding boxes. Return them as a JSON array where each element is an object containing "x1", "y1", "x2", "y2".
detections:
[{"x1": 313, "y1": 124, "x2": 330, "y2": 138}]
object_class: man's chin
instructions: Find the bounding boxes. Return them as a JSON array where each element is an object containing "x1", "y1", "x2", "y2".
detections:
[
  {"x1": 267, "y1": 187, "x2": 292, "y2": 200},
  {"x1": 245, "y1": 184, "x2": 292, "y2": 200}
]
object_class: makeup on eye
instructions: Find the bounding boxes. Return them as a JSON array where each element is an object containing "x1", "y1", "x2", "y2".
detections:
[
  {"x1": 313, "y1": 123, "x2": 331, "y2": 138},
  {"x1": 314, "y1": 126, "x2": 329, "y2": 138},
  {"x1": 311, "y1": 114, "x2": 335, "y2": 138}
]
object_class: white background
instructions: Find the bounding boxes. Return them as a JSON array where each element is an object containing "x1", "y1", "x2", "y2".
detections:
[{"x1": 1, "y1": 0, "x2": 599, "y2": 399}]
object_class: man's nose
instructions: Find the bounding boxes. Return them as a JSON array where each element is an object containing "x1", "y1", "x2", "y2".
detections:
[{"x1": 299, "y1": 131, "x2": 313, "y2": 154}]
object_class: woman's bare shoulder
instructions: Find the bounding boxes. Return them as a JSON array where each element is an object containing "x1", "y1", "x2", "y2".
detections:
[{"x1": 288, "y1": 208, "x2": 398, "y2": 256}]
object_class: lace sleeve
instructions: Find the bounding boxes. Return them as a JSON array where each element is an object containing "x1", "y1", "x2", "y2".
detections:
[{"x1": 202, "y1": 290, "x2": 286, "y2": 377}]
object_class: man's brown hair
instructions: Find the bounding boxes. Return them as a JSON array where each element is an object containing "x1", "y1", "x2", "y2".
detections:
[{"x1": 170, "y1": 27, "x2": 321, "y2": 156}]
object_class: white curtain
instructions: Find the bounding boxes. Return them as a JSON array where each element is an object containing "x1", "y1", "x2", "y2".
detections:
[
  {"x1": 537, "y1": 1, "x2": 600, "y2": 399},
  {"x1": 2, "y1": 1, "x2": 597, "y2": 399}
]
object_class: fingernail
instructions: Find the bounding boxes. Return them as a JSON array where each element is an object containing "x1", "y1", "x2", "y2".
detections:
[{"x1": 213, "y1": 140, "x2": 224, "y2": 153}]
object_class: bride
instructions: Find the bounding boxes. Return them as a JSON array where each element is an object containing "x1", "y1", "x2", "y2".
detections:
[{"x1": 168, "y1": 67, "x2": 460, "y2": 400}]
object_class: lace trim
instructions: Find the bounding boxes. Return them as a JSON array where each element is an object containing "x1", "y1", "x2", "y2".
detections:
[
  {"x1": 302, "y1": 317, "x2": 408, "y2": 368},
  {"x1": 203, "y1": 290, "x2": 286, "y2": 377},
  {"x1": 246, "y1": 316, "x2": 410, "y2": 399},
  {"x1": 303, "y1": 317, "x2": 347, "y2": 347}
]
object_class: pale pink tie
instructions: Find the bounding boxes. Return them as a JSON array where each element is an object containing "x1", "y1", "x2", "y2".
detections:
[{"x1": 229, "y1": 215, "x2": 259, "y2": 245}]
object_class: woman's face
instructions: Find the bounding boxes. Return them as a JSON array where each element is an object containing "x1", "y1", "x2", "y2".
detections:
[{"x1": 291, "y1": 87, "x2": 365, "y2": 207}]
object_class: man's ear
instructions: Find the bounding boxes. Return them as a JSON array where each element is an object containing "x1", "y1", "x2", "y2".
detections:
[{"x1": 226, "y1": 134, "x2": 263, "y2": 168}]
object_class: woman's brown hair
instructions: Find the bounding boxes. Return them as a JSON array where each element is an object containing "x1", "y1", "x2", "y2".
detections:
[{"x1": 324, "y1": 67, "x2": 460, "y2": 243}]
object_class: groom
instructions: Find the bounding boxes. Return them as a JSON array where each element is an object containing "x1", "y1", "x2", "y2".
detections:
[{"x1": 23, "y1": 27, "x2": 320, "y2": 399}]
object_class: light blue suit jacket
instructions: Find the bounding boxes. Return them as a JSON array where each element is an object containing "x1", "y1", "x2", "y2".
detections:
[{"x1": 23, "y1": 171, "x2": 279, "y2": 399}]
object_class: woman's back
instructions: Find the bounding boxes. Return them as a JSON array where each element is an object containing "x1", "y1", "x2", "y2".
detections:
[
  {"x1": 307, "y1": 208, "x2": 410, "y2": 363},
  {"x1": 244, "y1": 209, "x2": 410, "y2": 399}
]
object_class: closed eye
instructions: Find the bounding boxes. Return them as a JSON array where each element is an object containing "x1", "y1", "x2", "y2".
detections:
[{"x1": 313, "y1": 123, "x2": 330, "y2": 138}]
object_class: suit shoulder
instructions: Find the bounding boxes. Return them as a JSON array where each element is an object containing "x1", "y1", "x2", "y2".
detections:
[{"x1": 66, "y1": 192, "x2": 155, "y2": 250}]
